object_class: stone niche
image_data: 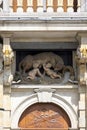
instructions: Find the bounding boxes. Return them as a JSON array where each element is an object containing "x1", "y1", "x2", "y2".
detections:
[{"x1": 12, "y1": 42, "x2": 78, "y2": 85}]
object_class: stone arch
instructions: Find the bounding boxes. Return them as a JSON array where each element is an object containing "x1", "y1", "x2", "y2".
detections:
[
  {"x1": 18, "y1": 102, "x2": 71, "y2": 128},
  {"x1": 11, "y1": 93, "x2": 78, "y2": 129}
]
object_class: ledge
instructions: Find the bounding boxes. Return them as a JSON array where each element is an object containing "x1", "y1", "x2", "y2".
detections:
[
  {"x1": 0, "y1": 12, "x2": 87, "y2": 22},
  {"x1": 11, "y1": 84, "x2": 78, "y2": 89}
]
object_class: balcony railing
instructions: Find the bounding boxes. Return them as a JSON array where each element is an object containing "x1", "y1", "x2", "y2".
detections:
[{"x1": 0, "y1": 0, "x2": 81, "y2": 13}]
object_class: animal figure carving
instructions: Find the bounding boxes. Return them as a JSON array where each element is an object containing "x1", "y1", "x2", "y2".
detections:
[
  {"x1": 19, "y1": 52, "x2": 64, "y2": 75},
  {"x1": 33, "y1": 52, "x2": 64, "y2": 70},
  {"x1": 19, "y1": 55, "x2": 33, "y2": 74}
]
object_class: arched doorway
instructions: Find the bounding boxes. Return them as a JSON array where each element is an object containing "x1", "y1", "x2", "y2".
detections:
[{"x1": 18, "y1": 103, "x2": 71, "y2": 129}]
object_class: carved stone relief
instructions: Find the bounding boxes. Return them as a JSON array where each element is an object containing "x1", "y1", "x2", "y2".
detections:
[
  {"x1": 76, "y1": 44, "x2": 87, "y2": 85},
  {"x1": 13, "y1": 52, "x2": 77, "y2": 85},
  {"x1": 3, "y1": 39, "x2": 14, "y2": 87}
]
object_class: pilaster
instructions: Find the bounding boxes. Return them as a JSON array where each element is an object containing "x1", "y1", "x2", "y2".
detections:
[
  {"x1": 76, "y1": 33, "x2": 87, "y2": 130},
  {"x1": 1, "y1": 33, "x2": 14, "y2": 130}
]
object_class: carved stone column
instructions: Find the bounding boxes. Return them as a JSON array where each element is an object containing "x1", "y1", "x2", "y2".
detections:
[
  {"x1": 76, "y1": 33, "x2": 87, "y2": 130},
  {"x1": 1, "y1": 33, "x2": 14, "y2": 130}
]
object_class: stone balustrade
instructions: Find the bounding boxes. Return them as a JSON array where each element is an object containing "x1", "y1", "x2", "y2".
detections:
[{"x1": 0, "y1": 0, "x2": 81, "y2": 13}]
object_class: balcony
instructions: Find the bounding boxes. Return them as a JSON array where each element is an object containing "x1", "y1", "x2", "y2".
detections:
[{"x1": 0, "y1": 0, "x2": 82, "y2": 14}]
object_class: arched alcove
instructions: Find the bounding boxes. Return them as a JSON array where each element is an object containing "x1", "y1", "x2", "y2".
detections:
[
  {"x1": 18, "y1": 103, "x2": 71, "y2": 129},
  {"x1": 11, "y1": 93, "x2": 77, "y2": 129}
]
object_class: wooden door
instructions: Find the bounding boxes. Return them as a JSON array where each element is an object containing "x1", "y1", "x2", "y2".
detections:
[{"x1": 19, "y1": 103, "x2": 71, "y2": 130}]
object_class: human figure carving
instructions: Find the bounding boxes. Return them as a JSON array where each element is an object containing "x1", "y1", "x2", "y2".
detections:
[
  {"x1": 27, "y1": 68, "x2": 43, "y2": 80},
  {"x1": 19, "y1": 52, "x2": 64, "y2": 75},
  {"x1": 27, "y1": 63, "x2": 43, "y2": 80},
  {"x1": 43, "y1": 63, "x2": 61, "y2": 79}
]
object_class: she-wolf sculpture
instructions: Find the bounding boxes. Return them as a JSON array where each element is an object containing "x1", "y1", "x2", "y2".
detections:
[{"x1": 19, "y1": 52, "x2": 64, "y2": 76}]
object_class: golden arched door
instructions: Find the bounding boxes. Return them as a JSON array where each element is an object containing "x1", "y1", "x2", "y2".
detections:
[{"x1": 19, "y1": 103, "x2": 71, "y2": 130}]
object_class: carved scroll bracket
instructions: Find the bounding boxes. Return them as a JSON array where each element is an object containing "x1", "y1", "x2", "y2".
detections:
[
  {"x1": 76, "y1": 33, "x2": 87, "y2": 85},
  {"x1": 1, "y1": 33, "x2": 14, "y2": 87},
  {"x1": 34, "y1": 88, "x2": 56, "y2": 102},
  {"x1": 2, "y1": 36, "x2": 14, "y2": 66}
]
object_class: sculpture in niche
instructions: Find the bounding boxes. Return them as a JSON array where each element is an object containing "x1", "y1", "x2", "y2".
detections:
[{"x1": 13, "y1": 52, "x2": 77, "y2": 85}]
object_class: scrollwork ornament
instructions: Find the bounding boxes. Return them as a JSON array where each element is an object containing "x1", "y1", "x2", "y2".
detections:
[
  {"x1": 77, "y1": 45, "x2": 87, "y2": 61},
  {"x1": 3, "y1": 49, "x2": 14, "y2": 66}
]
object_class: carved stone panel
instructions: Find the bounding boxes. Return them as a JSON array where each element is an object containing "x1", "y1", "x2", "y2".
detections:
[
  {"x1": 13, "y1": 51, "x2": 76, "y2": 85},
  {"x1": 18, "y1": 103, "x2": 71, "y2": 129}
]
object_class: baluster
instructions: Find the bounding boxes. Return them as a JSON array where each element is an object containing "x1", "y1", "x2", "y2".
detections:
[
  {"x1": 67, "y1": 0, "x2": 74, "y2": 12},
  {"x1": 13, "y1": 0, "x2": 17, "y2": 12},
  {"x1": 47, "y1": 0, "x2": 53, "y2": 12},
  {"x1": 17, "y1": 0, "x2": 23, "y2": 12},
  {"x1": 3, "y1": 0, "x2": 9, "y2": 12},
  {"x1": 53, "y1": 0, "x2": 58, "y2": 12},
  {"x1": 27, "y1": 0, "x2": 33, "y2": 12},
  {"x1": 37, "y1": 0, "x2": 43, "y2": 12},
  {"x1": 43, "y1": 0, "x2": 46, "y2": 12},
  {"x1": 23, "y1": 0, "x2": 27, "y2": 12},
  {"x1": 33, "y1": 0, "x2": 37, "y2": 12},
  {"x1": 57, "y1": 0, "x2": 64, "y2": 12},
  {"x1": 9, "y1": 0, "x2": 13, "y2": 12}
]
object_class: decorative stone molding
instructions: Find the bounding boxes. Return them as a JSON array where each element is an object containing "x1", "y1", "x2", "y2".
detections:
[
  {"x1": 77, "y1": 45, "x2": 87, "y2": 62},
  {"x1": 11, "y1": 93, "x2": 77, "y2": 129},
  {"x1": 3, "y1": 41, "x2": 14, "y2": 67},
  {"x1": 34, "y1": 88, "x2": 56, "y2": 102},
  {"x1": 76, "y1": 33, "x2": 87, "y2": 85},
  {"x1": 1, "y1": 33, "x2": 14, "y2": 87}
]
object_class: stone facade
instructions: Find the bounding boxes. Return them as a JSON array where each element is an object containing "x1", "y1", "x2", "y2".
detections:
[{"x1": 0, "y1": 0, "x2": 87, "y2": 130}]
